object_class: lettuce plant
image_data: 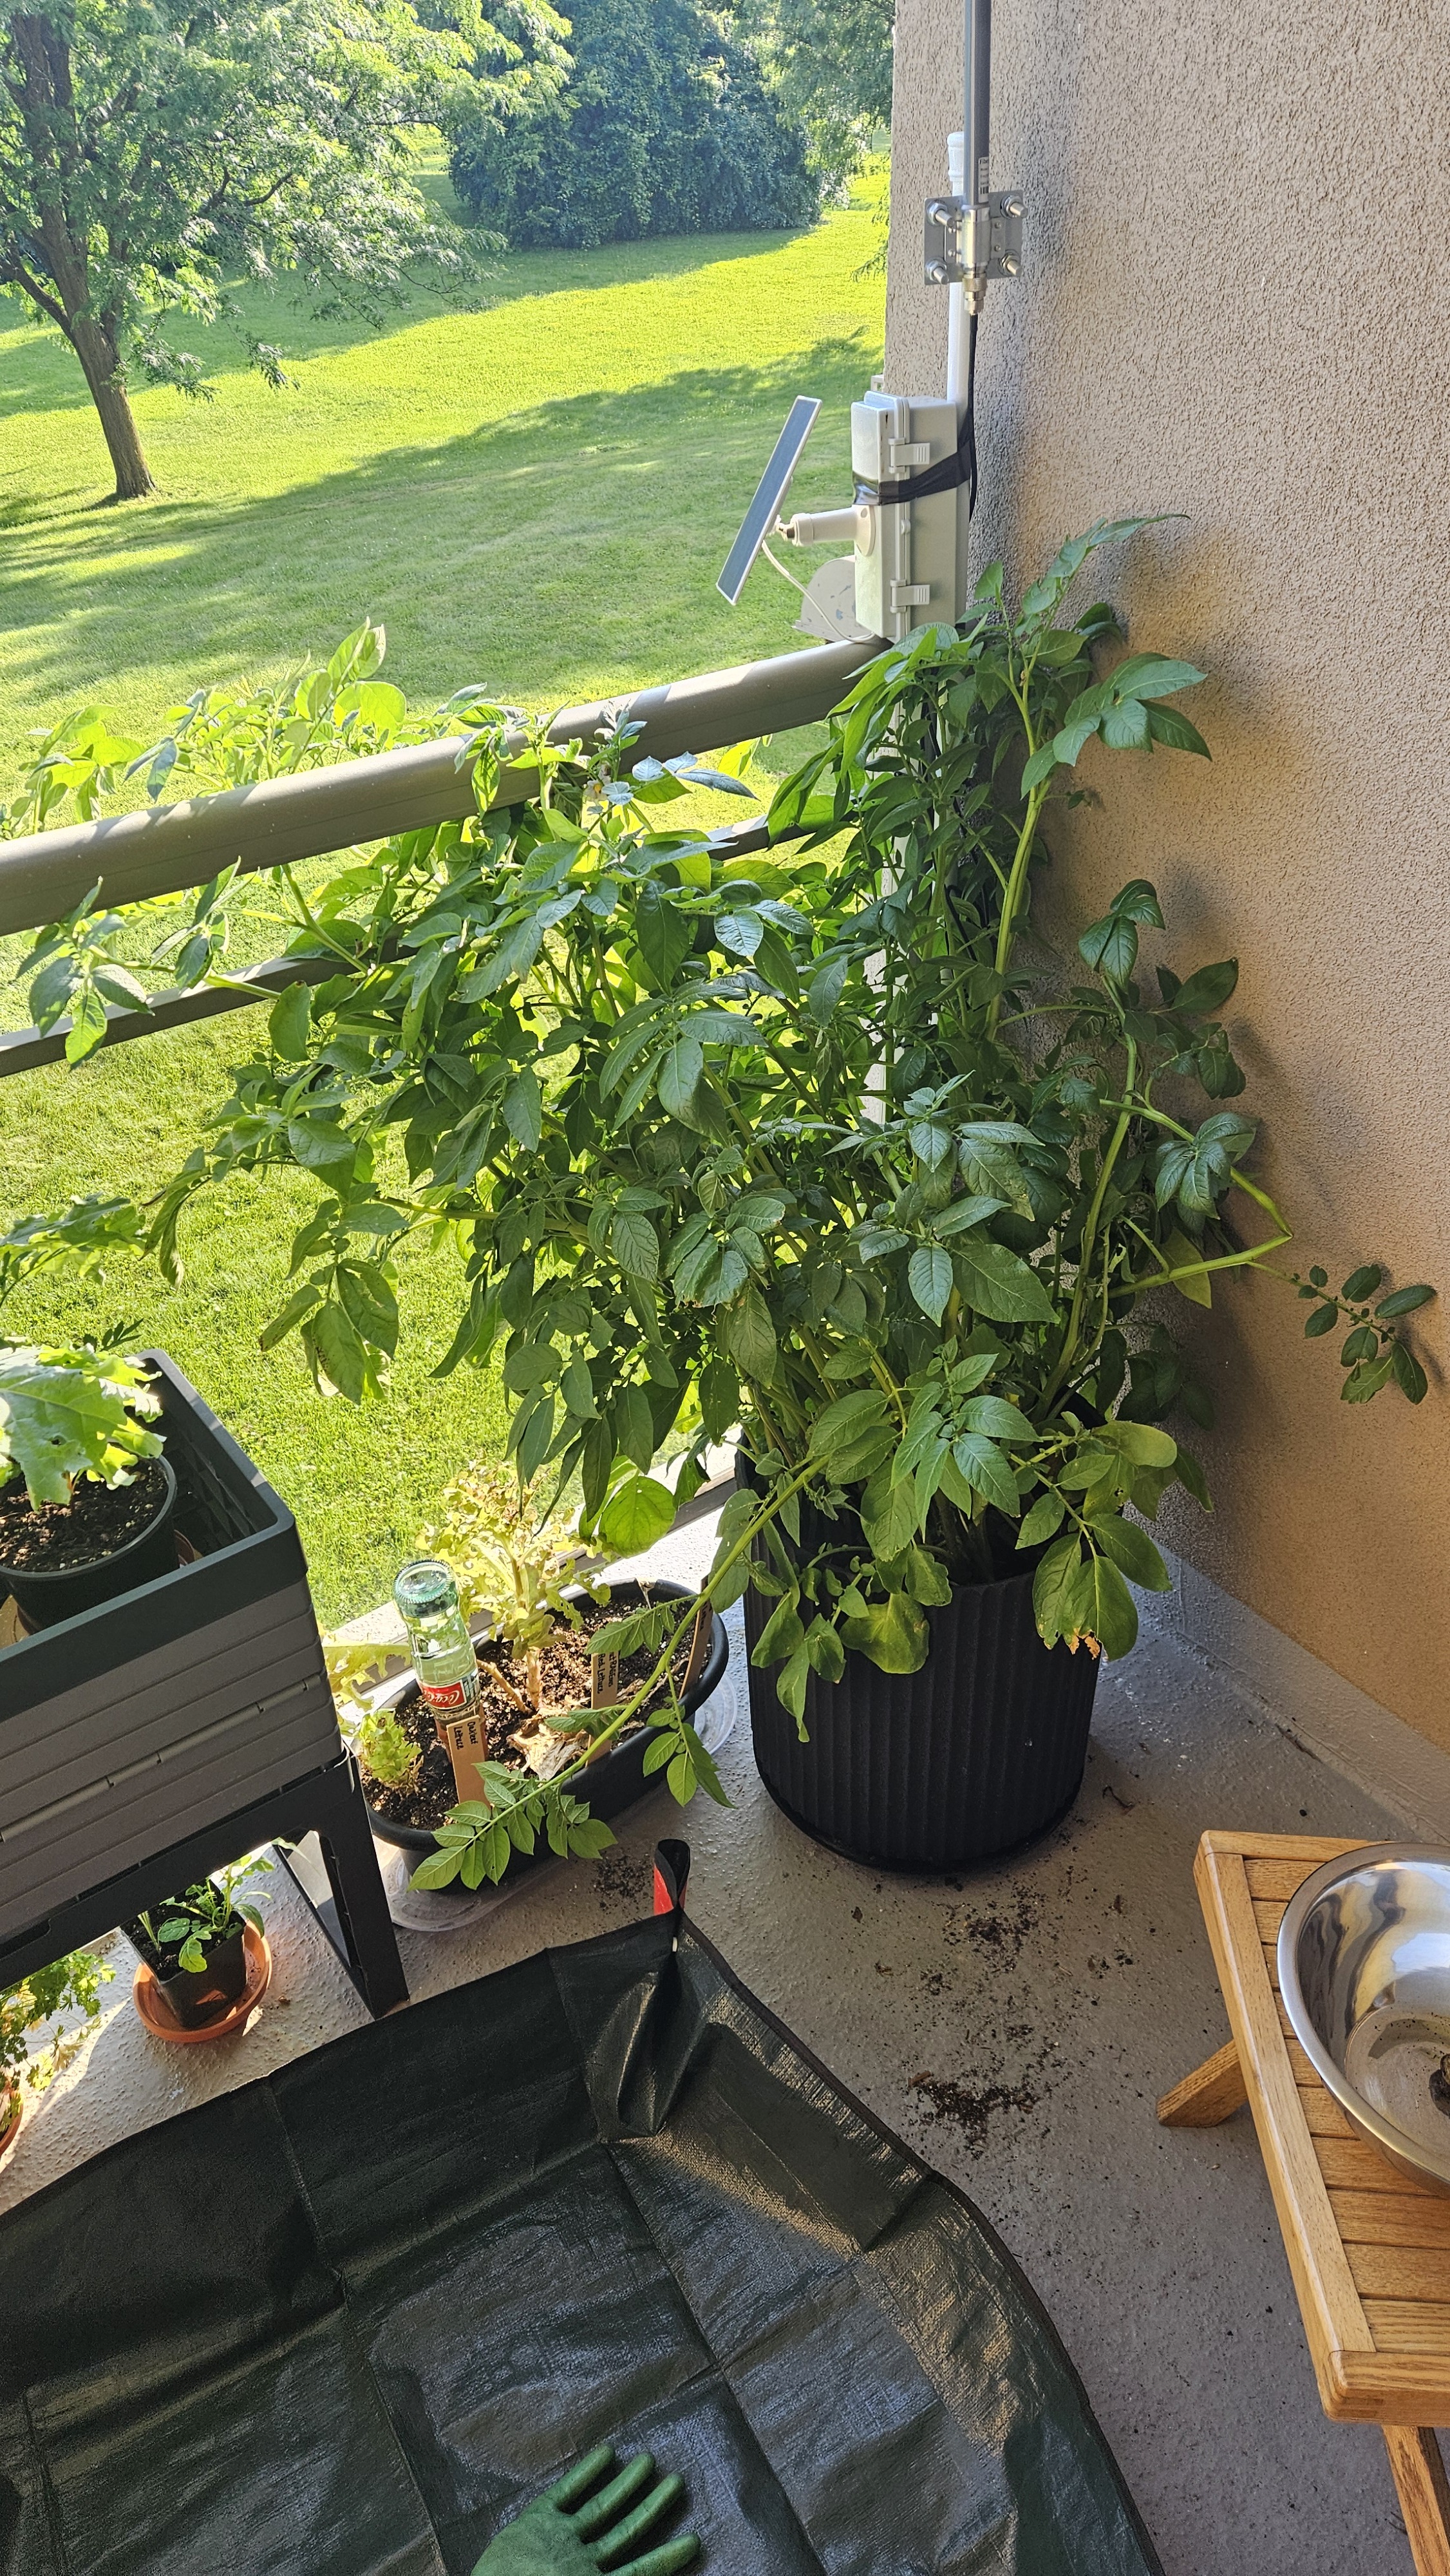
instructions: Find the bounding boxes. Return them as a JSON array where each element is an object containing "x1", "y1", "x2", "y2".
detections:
[{"x1": 0, "y1": 1202, "x2": 162, "y2": 1507}]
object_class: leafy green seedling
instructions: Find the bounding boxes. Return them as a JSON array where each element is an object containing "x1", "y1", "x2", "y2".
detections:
[{"x1": 135, "y1": 1857, "x2": 270, "y2": 1974}]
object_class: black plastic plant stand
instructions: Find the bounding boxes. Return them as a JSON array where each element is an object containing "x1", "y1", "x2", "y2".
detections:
[
  {"x1": 0, "y1": 1350, "x2": 407, "y2": 2019},
  {"x1": 0, "y1": 1750, "x2": 408, "y2": 2018}
]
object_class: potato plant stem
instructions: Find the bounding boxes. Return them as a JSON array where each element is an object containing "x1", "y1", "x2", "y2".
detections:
[{"x1": 467, "y1": 1461, "x2": 818, "y2": 1837}]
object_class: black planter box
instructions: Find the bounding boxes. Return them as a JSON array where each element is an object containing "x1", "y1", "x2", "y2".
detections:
[{"x1": 0, "y1": 1352, "x2": 343, "y2": 1949}]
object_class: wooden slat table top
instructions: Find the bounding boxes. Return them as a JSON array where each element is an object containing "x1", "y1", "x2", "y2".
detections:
[{"x1": 1194, "y1": 1828, "x2": 1450, "y2": 2427}]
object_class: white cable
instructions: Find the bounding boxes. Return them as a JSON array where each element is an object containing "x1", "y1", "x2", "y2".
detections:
[{"x1": 761, "y1": 537, "x2": 811, "y2": 601}]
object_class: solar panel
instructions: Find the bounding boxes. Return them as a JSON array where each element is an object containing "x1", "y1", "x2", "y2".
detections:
[{"x1": 716, "y1": 396, "x2": 821, "y2": 605}]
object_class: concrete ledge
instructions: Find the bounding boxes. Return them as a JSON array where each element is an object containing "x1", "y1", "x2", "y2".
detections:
[{"x1": 1144, "y1": 1545, "x2": 1450, "y2": 1842}]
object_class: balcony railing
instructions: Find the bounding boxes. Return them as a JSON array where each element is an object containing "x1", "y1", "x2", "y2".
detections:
[{"x1": 0, "y1": 636, "x2": 875, "y2": 1077}]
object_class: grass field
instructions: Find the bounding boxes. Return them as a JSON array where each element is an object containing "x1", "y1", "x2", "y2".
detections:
[
  {"x1": 0, "y1": 162, "x2": 885, "y2": 772},
  {"x1": 0, "y1": 171, "x2": 885, "y2": 1624}
]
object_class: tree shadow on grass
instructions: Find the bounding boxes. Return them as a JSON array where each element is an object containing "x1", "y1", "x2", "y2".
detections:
[
  {"x1": 1, "y1": 336, "x2": 876, "y2": 731},
  {"x1": 229, "y1": 221, "x2": 829, "y2": 368},
  {"x1": 1, "y1": 217, "x2": 830, "y2": 415}
]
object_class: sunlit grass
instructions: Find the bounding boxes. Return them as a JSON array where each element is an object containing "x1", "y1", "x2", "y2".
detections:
[
  {"x1": 0, "y1": 166, "x2": 885, "y2": 1620},
  {"x1": 0, "y1": 160, "x2": 887, "y2": 773}
]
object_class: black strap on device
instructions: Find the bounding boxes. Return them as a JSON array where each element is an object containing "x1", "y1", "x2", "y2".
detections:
[{"x1": 853, "y1": 314, "x2": 979, "y2": 515}]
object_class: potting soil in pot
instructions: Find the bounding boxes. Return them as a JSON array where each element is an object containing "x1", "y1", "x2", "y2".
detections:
[
  {"x1": 0, "y1": 1897, "x2": 1162, "y2": 2576},
  {"x1": 0, "y1": 1462, "x2": 169, "y2": 1575}
]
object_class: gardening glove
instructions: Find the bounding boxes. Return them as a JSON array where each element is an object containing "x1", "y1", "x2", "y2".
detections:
[{"x1": 470, "y1": 2443, "x2": 699, "y2": 2576}]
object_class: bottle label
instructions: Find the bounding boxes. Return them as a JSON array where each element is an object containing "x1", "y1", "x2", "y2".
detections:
[{"x1": 420, "y1": 1673, "x2": 482, "y2": 1716}]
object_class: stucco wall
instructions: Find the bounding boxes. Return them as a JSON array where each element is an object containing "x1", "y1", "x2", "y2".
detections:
[{"x1": 885, "y1": 0, "x2": 1450, "y2": 1747}]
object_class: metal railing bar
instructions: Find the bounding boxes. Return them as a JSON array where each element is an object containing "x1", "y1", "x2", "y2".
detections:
[
  {"x1": 0, "y1": 949, "x2": 341, "y2": 1077},
  {"x1": 0, "y1": 813, "x2": 802, "y2": 1078},
  {"x1": 0, "y1": 636, "x2": 874, "y2": 942}
]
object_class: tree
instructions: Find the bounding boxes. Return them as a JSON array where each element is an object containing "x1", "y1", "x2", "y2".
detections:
[
  {"x1": 735, "y1": 0, "x2": 894, "y2": 191},
  {"x1": 450, "y1": 0, "x2": 819, "y2": 251},
  {"x1": 0, "y1": 0, "x2": 549, "y2": 502}
]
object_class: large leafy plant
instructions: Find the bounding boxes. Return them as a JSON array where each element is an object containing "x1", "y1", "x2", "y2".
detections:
[
  {"x1": 1, "y1": 1948, "x2": 113, "y2": 2106},
  {"x1": 10, "y1": 527, "x2": 1433, "y2": 1877},
  {"x1": 0, "y1": 1202, "x2": 163, "y2": 1507},
  {"x1": 4, "y1": 621, "x2": 500, "y2": 1063}
]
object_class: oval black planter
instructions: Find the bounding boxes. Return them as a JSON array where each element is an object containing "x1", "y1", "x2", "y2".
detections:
[
  {"x1": 0, "y1": 1459, "x2": 180, "y2": 1632},
  {"x1": 370, "y1": 1576, "x2": 730, "y2": 1886},
  {"x1": 745, "y1": 1561, "x2": 1100, "y2": 1873}
]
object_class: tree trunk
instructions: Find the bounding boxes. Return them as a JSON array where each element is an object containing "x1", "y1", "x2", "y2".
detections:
[
  {"x1": 68, "y1": 314, "x2": 155, "y2": 502},
  {"x1": 6, "y1": 12, "x2": 155, "y2": 502}
]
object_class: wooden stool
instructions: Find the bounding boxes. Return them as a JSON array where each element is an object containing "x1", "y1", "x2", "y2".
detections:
[{"x1": 1159, "y1": 1831, "x2": 1450, "y2": 2575}]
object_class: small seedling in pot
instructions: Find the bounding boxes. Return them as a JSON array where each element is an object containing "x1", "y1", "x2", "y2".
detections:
[
  {"x1": 326, "y1": 1461, "x2": 723, "y2": 1891},
  {"x1": 325, "y1": 1638, "x2": 422, "y2": 1793},
  {"x1": 408, "y1": 1466, "x2": 612, "y2": 1786},
  {"x1": 0, "y1": 1201, "x2": 158, "y2": 1493},
  {"x1": 127, "y1": 1855, "x2": 272, "y2": 2029},
  {"x1": 353, "y1": 1700, "x2": 419, "y2": 1793},
  {"x1": 422, "y1": 1464, "x2": 608, "y2": 1734},
  {"x1": 0, "y1": 1200, "x2": 175, "y2": 1627},
  {"x1": 135, "y1": 1856, "x2": 270, "y2": 1971}
]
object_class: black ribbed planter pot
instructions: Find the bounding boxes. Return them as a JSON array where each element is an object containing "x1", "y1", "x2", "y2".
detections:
[{"x1": 745, "y1": 1562, "x2": 1100, "y2": 1873}]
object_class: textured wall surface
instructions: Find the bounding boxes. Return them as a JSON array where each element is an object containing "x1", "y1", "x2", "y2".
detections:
[{"x1": 885, "y1": 0, "x2": 1450, "y2": 1745}]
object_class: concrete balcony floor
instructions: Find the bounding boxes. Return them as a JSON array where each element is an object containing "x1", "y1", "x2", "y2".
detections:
[{"x1": 1, "y1": 1498, "x2": 1431, "y2": 2576}]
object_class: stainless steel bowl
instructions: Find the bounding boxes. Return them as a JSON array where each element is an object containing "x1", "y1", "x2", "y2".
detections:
[{"x1": 1278, "y1": 1844, "x2": 1450, "y2": 2193}]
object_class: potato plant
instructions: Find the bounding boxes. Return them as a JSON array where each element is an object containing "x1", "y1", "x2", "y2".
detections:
[{"x1": 14, "y1": 529, "x2": 1433, "y2": 1877}]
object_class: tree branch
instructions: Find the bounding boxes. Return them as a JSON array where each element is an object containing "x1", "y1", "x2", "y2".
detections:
[{"x1": 0, "y1": 253, "x2": 70, "y2": 333}]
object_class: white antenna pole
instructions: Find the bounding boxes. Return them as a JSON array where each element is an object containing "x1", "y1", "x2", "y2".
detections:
[
  {"x1": 945, "y1": 131, "x2": 968, "y2": 406},
  {"x1": 728, "y1": 0, "x2": 1021, "y2": 643}
]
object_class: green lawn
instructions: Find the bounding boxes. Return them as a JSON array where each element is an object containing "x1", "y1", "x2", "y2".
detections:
[
  {"x1": 0, "y1": 163, "x2": 885, "y2": 771},
  {"x1": 0, "y1": 172, "x2": 885, "y2": 1625}
]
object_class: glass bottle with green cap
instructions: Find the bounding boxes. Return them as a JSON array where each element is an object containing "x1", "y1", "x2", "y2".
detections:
[{"x1": 393, "y1": 1558, "x2": 482, "y2": 1727}]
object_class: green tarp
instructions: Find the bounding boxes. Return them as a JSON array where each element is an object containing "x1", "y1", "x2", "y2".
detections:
[{"x1": 1, "y1": 1908, "x2": 1162, "y2": 2573}]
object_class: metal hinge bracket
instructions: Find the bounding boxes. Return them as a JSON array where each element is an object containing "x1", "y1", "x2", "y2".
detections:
[{"x1": 923, "y1": 191, "x2": 1024, "y2": 286}]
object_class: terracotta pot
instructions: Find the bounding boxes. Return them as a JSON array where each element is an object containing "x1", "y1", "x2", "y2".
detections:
[{"x1": 131, "y1": 1924, "x2": 271, "y2": 2043}]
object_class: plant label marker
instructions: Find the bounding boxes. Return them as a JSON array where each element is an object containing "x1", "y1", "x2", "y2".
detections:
[
  {"x1": 591, "y1": 1652, "x2": 620, "y2": 1710},
  {"x1": 437, "y1": 1710, "x2": 487, "y2": 1801}
]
